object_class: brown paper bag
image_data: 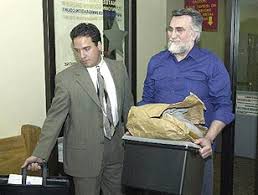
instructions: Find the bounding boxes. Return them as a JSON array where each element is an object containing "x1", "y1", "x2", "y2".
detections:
[{"x1": 126, "y1": 93, "x2": 207, "y2": 142}]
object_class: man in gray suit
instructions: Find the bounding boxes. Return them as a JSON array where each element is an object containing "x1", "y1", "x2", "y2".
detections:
[{"x1": 22, "y1": 23, "x2": 134, "y2": 195}]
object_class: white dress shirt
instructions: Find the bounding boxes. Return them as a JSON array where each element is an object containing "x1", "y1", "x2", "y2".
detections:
[{"x1": 87, "y1": 59, "x2": 118, "y2": 127}]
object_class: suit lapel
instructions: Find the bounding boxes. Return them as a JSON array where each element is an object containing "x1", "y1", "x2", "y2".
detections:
[
  {"x1": 73, "y1": 64, "x2": 101, "y2": 107},
  {"x1": 72, "y1": 60, "x2": 122, "y2": 113}
]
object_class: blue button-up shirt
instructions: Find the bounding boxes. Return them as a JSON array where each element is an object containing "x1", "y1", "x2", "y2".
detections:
[{"x1": 139, "y1": 46, "x2": 234, "y2": 127}]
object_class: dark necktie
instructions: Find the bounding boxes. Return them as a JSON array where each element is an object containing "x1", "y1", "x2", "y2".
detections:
[{"x1": 96, "y1": 65, "x2": 115, "y2": 139}]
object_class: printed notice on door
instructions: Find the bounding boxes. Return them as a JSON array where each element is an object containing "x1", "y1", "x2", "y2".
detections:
[{"x1": 236, "y1": 91, "x2": 258, "y2": 116}]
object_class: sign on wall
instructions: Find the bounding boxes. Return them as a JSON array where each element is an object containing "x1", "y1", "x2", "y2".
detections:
[
  {"x1": 54, "y1": 0, "x2": 126, "y2": 73},
  {"x1": 236, "y1": 91, "x2": 258, "y2": 116},
  {"x1": 185, "y1": 0, "x2": 218, "y2": 32}
]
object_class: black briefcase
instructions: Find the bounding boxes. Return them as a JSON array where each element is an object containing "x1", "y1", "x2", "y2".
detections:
[{"x1": 0, "y1": 163, "x2": 73, "y2": 195}]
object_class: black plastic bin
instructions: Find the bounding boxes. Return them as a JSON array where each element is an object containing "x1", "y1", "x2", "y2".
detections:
[{"x1": 122, "y1": 135, "x2": 204, "y2": 195}]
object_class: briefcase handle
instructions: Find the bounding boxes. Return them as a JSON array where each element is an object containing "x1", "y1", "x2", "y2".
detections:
[{"x1": 21, "y1": 162, "x2": 48, "y2": 186}]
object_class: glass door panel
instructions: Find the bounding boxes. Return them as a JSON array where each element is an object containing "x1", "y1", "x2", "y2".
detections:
[{"x1": 234, "y1": 0, "x2": 258, "y2": 194}]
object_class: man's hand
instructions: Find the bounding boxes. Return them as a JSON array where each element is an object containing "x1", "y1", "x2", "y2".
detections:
[
  {"x1": 194, "y1": 137, "x2": 213, "y2": 159},
  {"x1": 22, "y1": 156, "x2": 43, "y2": 171},
  {"x1": 194, "y1": 120, "x2": 226, "y2": 159}
]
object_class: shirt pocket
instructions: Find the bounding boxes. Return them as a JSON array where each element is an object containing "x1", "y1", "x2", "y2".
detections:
[
  {"x1": 153, "y1": 74, "x2": 186, "y2": 97},
  {"x1": 185, "y1": 71, "x2": 209, "y2": 98}
]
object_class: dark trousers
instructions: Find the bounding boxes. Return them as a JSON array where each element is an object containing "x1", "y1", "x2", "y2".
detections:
[{"x1": 201, "y1": 156, "x2": 213, "y2": 195}]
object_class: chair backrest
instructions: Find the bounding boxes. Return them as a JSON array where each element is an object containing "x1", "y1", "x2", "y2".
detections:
[
  {"x1": 21, "y1": 124, "x2": 41, "y2": 158},
  {"x1": 0, "y1": 124, "x2": 41, "y2": 175},
  {"x1": 0, "y1": 135, "x2": 26, "y2": 174}
]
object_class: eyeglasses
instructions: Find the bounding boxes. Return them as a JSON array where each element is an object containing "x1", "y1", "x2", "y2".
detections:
[{"x1": 166, "y1": 26, "x2": 187, "y2": 35}]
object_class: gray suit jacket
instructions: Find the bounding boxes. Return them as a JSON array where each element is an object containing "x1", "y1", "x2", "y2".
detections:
[{"x1": 33, "y1": 58, "x2": 133, "y2": 177}]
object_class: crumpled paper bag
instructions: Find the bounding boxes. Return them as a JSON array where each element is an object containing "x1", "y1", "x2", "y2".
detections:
[{"x1": 126, "y1": 93, "x2": 207, "y2": 142}]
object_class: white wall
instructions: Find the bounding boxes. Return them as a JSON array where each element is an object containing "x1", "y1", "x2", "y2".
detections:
[
  {"x1": 0, "y1": 0, "x2": 46, "y2": 138},
  {"x1": 136, "y1": 0, "x2": 167, "y2": 101}
]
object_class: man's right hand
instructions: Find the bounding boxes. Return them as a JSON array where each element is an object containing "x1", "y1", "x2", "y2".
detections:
[{"x1": 22, "y1": 156, "x2": 43, "y2": 171}]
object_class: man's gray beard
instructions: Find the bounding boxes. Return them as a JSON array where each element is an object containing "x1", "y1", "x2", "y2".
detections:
[{"x1": 168, "y1": 41, "x2": 189, "y2": 54}]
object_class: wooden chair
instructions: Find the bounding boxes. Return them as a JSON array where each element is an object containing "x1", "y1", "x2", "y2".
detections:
[
  {"x1": 21, "y1": 124, "x2": 41, "y2": 158},
  {"x1": 0, "y1": 124, "x2": 41, "y2": 175}
]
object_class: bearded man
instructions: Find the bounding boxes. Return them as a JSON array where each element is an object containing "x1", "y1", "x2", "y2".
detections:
[{"x1": 138, "y1": 8, "x2": 234, "y2": 195}]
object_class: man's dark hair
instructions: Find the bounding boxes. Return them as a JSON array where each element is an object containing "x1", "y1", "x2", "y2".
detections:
[{"x1": 70, "y1": 23, "x2": 101, "y2": 46}]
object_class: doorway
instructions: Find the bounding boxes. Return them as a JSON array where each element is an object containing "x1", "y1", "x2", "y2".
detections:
[{"x1": 233, "y1": 0, "x2": 258, "y2": 194}]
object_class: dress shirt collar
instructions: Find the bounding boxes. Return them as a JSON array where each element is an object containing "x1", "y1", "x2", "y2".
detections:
[
  {"x1": 86, "y1": 58, "x2": 104, "y2": 92},
  {"x1": 187, "y1": 45, "x2": 202, "y2": 61}
]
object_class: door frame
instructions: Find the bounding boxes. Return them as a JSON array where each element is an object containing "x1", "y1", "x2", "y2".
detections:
[{"x1": 221, "y1": 0, "x2": 238, "y2": 194}]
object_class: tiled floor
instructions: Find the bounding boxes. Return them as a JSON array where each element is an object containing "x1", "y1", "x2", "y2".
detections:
[{"x1": 214, "y1": 153, "x2": 256, "y2": 195}]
